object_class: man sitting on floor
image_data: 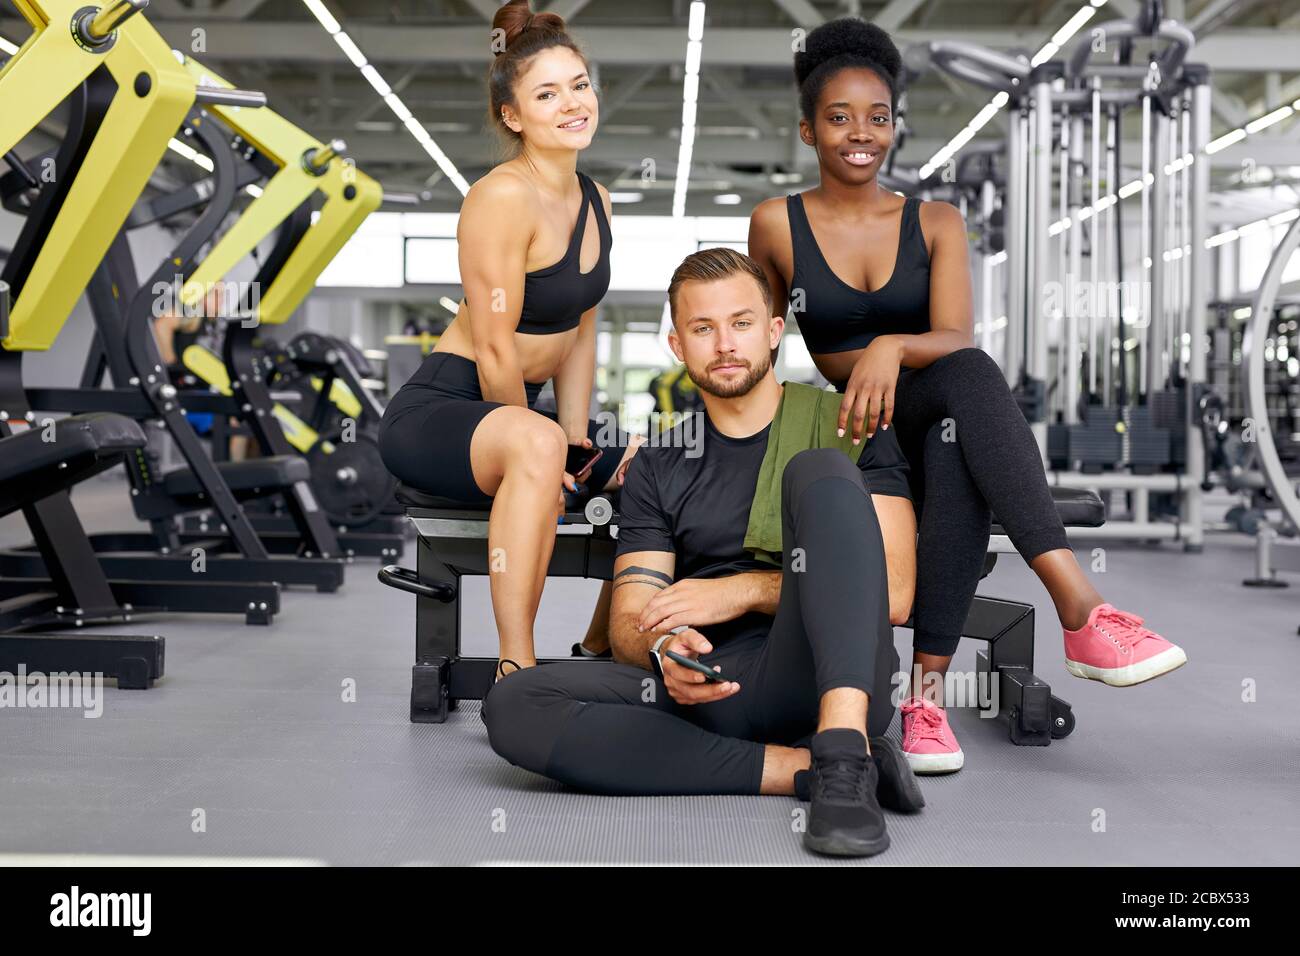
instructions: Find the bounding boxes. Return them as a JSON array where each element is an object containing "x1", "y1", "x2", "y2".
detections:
[{"x1": 484, "y1": 247, "x2": 919, "y2": 857}]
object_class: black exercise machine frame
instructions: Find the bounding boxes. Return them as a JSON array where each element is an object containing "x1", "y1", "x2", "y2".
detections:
[
  {"x1": 1, "y1": 277, "x2": 165, "y2": 687},
  {"x1": 0, "y1": 402, "x2": 167, "y2": 685},
  {"x1": 89, "y1": 116, "x2": 345, "y2": 570},
  {"x1": 216, "y1": 203, "x2": 404, "y2": 554},
  {"x1": 0, "y1": 78, "x2": 287, "y2": 629},
  {"x1": 151, "y1": 156, "x2": 403, "y2": 557},
  {"x1": 2, "y1": 79, "x2": 344, "y2": 611}
]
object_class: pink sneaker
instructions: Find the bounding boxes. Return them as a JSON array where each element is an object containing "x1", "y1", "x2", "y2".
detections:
[
  {"x1": 900, "y1": 697, "x2": 964, "y2": 774},
  {"x1": 1064, "y1": 604, "x2": 1187, "y2": 687}
]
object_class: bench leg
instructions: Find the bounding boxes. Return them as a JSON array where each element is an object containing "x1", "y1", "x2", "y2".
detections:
[
  {"x1": 411, "y1": 535, "x2": 460, "y2": 723},
  {"x1": 965, "y1": 595, "x2": 1076, "y2": 745},
  {"x1": 411, "y1": 657, "x2": 451, "y2": 723}
]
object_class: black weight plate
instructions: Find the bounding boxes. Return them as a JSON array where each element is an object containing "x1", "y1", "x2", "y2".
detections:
[{"x1": 305, "y1": 431, "x2": 397, "y2": 527}]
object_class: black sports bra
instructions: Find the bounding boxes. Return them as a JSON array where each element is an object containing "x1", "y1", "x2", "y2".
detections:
[
  {"x1": 514, "y1": 171, "x2": 612, "y2": 334},
  {"x1": 786, "y1": 193, "x2": 931, "y2": 354}
]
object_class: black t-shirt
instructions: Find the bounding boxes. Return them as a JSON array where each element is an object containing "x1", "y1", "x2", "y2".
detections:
[{"x1": 616, "y1": 409, "x2": 910, "y2": 645}]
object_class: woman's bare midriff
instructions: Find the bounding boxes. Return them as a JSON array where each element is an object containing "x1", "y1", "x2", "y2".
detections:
[
  {"x1": 811, "y1": 347, "x2": 865, "y2": 389},
  {"x1": 435, "y1": 308, "x2": 581, "y2": 384}
]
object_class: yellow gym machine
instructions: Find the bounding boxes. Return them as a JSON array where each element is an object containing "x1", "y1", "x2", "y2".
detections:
[
  {"x1": 0, "y1": 0, "x2": 281, "y2": 647},
  {"x1": 176, "y1": 57, "x2": 397, "y2": 543},
  {"x1": 3, "y1": 0, "x2": 346, "y2": 613}
]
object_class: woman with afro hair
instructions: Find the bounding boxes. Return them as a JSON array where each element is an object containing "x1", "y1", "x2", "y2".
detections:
[{"x1": 748, "y1": 17, "x2": 1186, "y2": 775}]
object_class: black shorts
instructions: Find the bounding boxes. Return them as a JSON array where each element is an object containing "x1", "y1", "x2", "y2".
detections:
[
  {"x1": 379, "y1": 352, "x2": 626, "y2": 504},
  {"x1": 829, "y1": 376, "x2": 916, "y2": 501}
]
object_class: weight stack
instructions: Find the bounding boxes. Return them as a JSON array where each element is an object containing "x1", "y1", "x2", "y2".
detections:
[
  {"x1": 1068, "y1": 406, "x2": 1122, "y2": 474},
  {"x1": 1047, "y1": 423, "x2": 1070, "y2": 471},
  {"x1": 1149, "y1": 388, "x2": 1186, "y2": 468},
  {"x1": 1125, "y1": 405, "x2": 1171, "y2": 475},
  {"x1": 1013, "y1": 376, "x2": 1047, "y2": 425}
]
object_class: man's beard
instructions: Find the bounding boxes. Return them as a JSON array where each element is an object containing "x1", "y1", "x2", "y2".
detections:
[{"x1": 688, "y1": 351, "x2": 771, "y2": 398}]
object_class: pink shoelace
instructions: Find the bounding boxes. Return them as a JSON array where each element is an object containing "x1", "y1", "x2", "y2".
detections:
[
  {"x1": 1092, "y1": 607, "x2": 1156, "y2": 650},
  {"x1": 903, "y1": 700, "x2": 947, "y2": 745}
]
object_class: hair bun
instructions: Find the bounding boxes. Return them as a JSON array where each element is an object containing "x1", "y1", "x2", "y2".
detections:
[
  {"x1": 794, "y1": 18, "x2": 902, "y2": 85},
  {"x1": 493, "y1": 0, "x2": 568, "y2": 57}
]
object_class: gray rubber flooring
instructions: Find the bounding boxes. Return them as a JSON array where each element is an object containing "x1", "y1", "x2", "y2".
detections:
[{"x1": 1, "y1": 475, "x2": 1297, "y2": 865}]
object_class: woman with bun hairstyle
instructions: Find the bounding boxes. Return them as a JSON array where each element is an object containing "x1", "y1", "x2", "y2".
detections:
[
  {"x1": 380, "y1": 0, "x2": 639, "y2": 679},
  {"x1": 748, "y1": 17, "x2": 1186, "y2": 774}
]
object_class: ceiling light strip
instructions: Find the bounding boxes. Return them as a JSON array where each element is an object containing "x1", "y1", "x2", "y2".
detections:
[
  {"x1": 302, "y1": 0, "x2": 469, "y2": 195},
  {"x1": 672, "y1": 2, "x2": 707, "y2": 219}
]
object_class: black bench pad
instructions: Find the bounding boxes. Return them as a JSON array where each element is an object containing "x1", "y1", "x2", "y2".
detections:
[
  {"x1": 992, "y1": 486, "x2": 1105, "y2": 532},
  {"x1": 0, "y1": 412, "x2": 146, "y2": 516},
  {"x1": 401, "y1": 483, "x2": 1106, "y2": 529},
  {"x1": 162, "y1": 455, "x2": 310, "y2": 498}
]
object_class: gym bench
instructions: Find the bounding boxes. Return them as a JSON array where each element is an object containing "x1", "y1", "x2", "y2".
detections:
[
  {"x1": 0, "y1": 411, "x2": 166, "y2": 689},
  {"x1": 382, "y1": 484, "x2": 1104, "y2": 746}
]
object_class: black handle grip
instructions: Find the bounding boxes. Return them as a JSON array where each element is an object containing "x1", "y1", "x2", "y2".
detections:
[
  {"x1": 2, "y1": 150, "x2": 38, "y2": 189},
  {"x1": 378, "y1": 565, "x2": 454, "y2": 602}
]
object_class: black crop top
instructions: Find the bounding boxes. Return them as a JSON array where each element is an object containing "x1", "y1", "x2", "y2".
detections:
[
  {"x1": 513, "y1": 171, "x2": 612, "y2": 335},
  {"x1": 786, "y1": 193, "x2": 931, "y2": 354}
]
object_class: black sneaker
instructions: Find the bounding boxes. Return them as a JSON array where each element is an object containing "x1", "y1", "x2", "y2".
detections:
[
  {"x1": 793, "y1": 737, "x2": 925, "y2": 813},
  {"x1": 869, "y1": 736, "x2": 926, "y2": 812},
  {"x1": 571, "y1": 642, "x2": 613, "y2": 660},
  {"x1": 803, "y1": 729, "x2": 890, "y2": 858}
]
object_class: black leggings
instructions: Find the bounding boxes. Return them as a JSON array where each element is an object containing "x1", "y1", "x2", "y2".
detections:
[
  {"x1": 484, "y1": 448, "x2": 900, "y2": 796},
  {"x1": 890, "y1": 348, "x2": 1069, "y2": 657}
]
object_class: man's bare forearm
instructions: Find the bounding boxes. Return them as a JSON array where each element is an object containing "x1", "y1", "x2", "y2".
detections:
[
  {"x1": 610, "y1": 570, "x2": 782, "y2": 666},
  {"x1": 741, "y1": 571, "x2": 782, "y2": 616},
  {"x1": 707, "y1": 571, "x2": 782, "y2": 617},
  {"x1": 609, "y1": 567, "x2": 671, "y2": 668}
]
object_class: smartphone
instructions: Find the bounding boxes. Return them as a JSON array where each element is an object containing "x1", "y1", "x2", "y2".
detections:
[
  {"x1": 665, "y1": 649, "x2": 726, "y2": 684},
  {"x1": 565, "y1": 444, "x2": 603, "y2": 477}
]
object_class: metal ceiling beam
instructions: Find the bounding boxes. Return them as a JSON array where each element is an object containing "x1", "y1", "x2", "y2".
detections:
[
  {"x1": 464, "y1": 0, "x2": 504, "y2": 21},
  {"x1": 1151, "y1": 139, "x2": 1300, "y2": 166},
  {"x1": 1263, "y1": 71, "x2": 1282, "y2": 105},
  {"x1": 702, "y1": 71, "x2": 778, "y2": 135},
  {"x1": 599, "y1": 65, "x2": 662, "y2": 124},
  {"x1": 146, "y1": 0, "x2": 190, "y2": 16},
  {"x1": 1194, "y1": 31, "x2": 1300, "y2": 72},
  {"x1": 770, "y1": 0, "x2": 825, "y2": 26},
  {"x1": 555, "y1": 0, "x2": 597, "y2": 20},
  {"x1": 339, "y1": 65, "x2": 425, "y2": 127},
  {"x1": 1211, "y1": 91, "x2": 1249, "y2": 128},
  {"x1": 873, "y1": 0, "x2": 928, "y2": 32},
  {"x1": 37, "y1": 22, "x2": 1045, "y2": 63},
  {"x1": 40, "y1": 21, "x2": 1289, "y2": 71},
  {"x1": 467, "y1": 0, "x2": 591, "y2": 23},
  {"x1": 212, "y1": 0, "x2": 271, "y2": 19},
  {"x1": 1190, "y1": 0, "x2": 1259, "y2": 34}
]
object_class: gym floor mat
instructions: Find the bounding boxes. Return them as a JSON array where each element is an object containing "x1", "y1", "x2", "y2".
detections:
[{"x1": 1, "y1": 478, "x2": 1296, "y2": 865}]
